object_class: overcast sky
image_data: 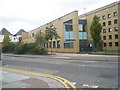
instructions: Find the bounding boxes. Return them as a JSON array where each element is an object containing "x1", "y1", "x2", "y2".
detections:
[{"x1": 0, "y1": 0, "x2": 118, "y2": 34}]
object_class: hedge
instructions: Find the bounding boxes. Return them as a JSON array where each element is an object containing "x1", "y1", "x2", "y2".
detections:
[{"x1": 2, "y1": 43, "x2": 48, "y2": 54}]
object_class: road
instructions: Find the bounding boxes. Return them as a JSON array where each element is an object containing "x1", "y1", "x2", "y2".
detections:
[{"x1": 2, "y1": 54, "x2": 119, "y2": 88}]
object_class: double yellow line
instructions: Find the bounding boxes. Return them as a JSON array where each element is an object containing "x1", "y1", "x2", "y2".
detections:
[{"x1": 0, "y1": 67, "x2": 76, "y2": 90}]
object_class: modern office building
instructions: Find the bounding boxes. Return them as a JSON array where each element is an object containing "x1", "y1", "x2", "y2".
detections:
[
  {"x1": 79, "y1": 1, "x2": 119, "y2": 51},
  {"x1": 22, "y1": 1, "x2": 120, "y2": 53}
]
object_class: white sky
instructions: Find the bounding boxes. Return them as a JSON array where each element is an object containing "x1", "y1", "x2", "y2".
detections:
[{"x1": 0, "y1": 0, "x2": 118, "y2": 34}]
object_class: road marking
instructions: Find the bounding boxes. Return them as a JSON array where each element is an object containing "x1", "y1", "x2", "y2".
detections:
[
  {"x1": 54, "y1": 57, "x2": 71, "y2": 59},
  {"x1": 0, "y1": 67, "x2": 76, "y2": 90},
  {"x1": 83, "y1": 84, "x2": 98, "y2": 88},
  {"x1": 65, "y1": 60, "x2": 79, "y2": 61}
]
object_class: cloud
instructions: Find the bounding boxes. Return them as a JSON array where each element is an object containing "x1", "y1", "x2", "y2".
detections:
[{"x1": 0, "y1": 0, "x2": 118, "y2": 34}]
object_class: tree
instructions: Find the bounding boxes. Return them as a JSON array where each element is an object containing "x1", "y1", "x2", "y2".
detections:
[
  {"x1": 3, "y1": 33, "x2": 11, "y2": 46},
  {"x1": 90, "y1": 15, "x2": 102, "y2": 50},
  {"x1": 45, "y1": 24, "x2": 60, "y2": 54},
  {"x1": 35, "y1": 32, "x2": 46, "y2": 46}
]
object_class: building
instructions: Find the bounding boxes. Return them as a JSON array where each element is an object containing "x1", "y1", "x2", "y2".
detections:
[
  {"x1": 12, "y1": 29, "x2": 26, "y2": 43},
  {"x1": 79, "y1": 1, "x2": 120, "y2": 51},
  {"x1": 0, "y1": 28, "x2": 12, "y2": 46},
  {"x1": 0, "y1": 28, "x2": 26, "y2": 46},
  {"x1": 22, "y1": 1, "x2": 120, "y2": 53}
]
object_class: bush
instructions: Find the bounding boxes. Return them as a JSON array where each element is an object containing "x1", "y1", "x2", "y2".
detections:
[
  {"x1": 23, "y1": 43, "x2": 37, "y2": 53},
  {"x1": 32, "y1": 46, "x2": 48, "y2": 55},
  {"x1": 14, "y1": 43, "x2": 24, "y2": 54},
  {"x1": 2, "y1": 42, "x2": 48, "y2": 55},
  {"x1": 2, "y1": 43, "x2": 15, "y2": 53}
]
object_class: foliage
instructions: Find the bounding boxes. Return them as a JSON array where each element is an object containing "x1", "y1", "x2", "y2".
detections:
[
  {"x1": 14, "y1": 43, "x2": 24, "y2": 54},
  {"x1": 2, "y1": 42, "x2": 48, "y2": 55},
  {"x1": 3, "y1": 33, "x2": 11, "y2": 46},
  {"x1": 45, "y1": 24, "x2": 60, "y2": 41},
  {"x1": 90, "y1": 15, "x2": 102, "y2": 49},
  {"x1": 32, "y1": 46, "x2": 48, "y2": 55},
  {"x1": 45, "y1": 24, "x2": 60, "y2": 54},
  {"x1": 2, "y1": 43, "x2": 15, "y2": 53},
  {"x1": 23, "y1": 43, "x2": 37, "y2": 53},
  {"x1": 35, "y1": 33, "x2": 46, "y2": 46}
]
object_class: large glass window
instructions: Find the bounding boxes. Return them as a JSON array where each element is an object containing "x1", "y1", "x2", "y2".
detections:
[
  {"x1": 79, "y1": 24, "x2": 83, "y2": 31},
  {"x1": 64, "y1": 20, "x2": 74, "y2": 41},
  {"x1": 64, "y1": 42, "x2": 73, "y2": 48},
  {"x1": 64, "y1": 20, "x2": 73, "y2": 31}
]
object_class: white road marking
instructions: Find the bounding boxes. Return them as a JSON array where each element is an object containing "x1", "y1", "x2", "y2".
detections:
[
  {"x1": 72, "y1": 82, "x2": 77, "y2": 85},
  {"x1": 54, "y1": 57, "x2": 71, "y2": 59},
  {"x1": 83, "y1": 84, "x2": 98, "y2": 88}
]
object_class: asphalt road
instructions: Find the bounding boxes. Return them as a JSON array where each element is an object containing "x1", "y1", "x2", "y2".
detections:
[{"x1": 2, "y1": 54, "x2": 119, "y2": 88}]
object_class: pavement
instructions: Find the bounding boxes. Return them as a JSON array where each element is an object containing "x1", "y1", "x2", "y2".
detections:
[
  {"x1": 2, "y1": 53, "x2": 119, "y2": 62},
  {"x1": 0, "y1": 68, "x2": 68, "y2": 89}
]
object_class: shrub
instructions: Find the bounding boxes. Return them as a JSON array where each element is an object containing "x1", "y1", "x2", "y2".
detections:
[
  {"x1": 23, "y1": 43, "x2": 37, "y2": 53},
  {"x1": 2, "y1": 43, "x2": 15, "y2": 53},
  {"x1": 2, "y1": 42, "x2": 48, "y2": 55},
  {"x1": 32, "y1": 46, "x2": 48, "y2": 55},
  {"x1": 14, "y1": 43, "x2": 24, "y2": 54}
]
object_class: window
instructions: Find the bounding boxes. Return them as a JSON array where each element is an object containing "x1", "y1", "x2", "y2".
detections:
[
  {"x1": 103, "y1": 22, "x2": 106, "y2": 26},
  {"x1": 98, "y1": 17, "x2": 101, "y2": 21},
  {"x1": 115, "y1": 34, "x2": 118, "y2": 39},
  {"x1": 46, "y1": 42, "x2": 48, "y2": 48},
  {"x1": 115, "y1": 42, "x2": 118, "y2": 46},
  {"x1": 109, "y1": 42, "x2": 112, "y2": 46},
  {"x1": 108, "y1": 21, "x2": 111, "y2": 25},
  {"x1": 53, "y1": 41, "x2": 56, "y2": 48},
  {"x1": 104, "y1": 43, "x2": 107, "y2": 47},
  {"x1": 114, "y1": 12, "x2": 117, "y2": 16},
  {"x1": 32, "y1": 33, "x2": 34, "y2": 37},
  {"x1": 114, "y1": 27, "x2": 118, "y2": 31},
  {"x1": 64, "y1": 42, "x2": 73, "y2": 48},
  {"x1": 64, "y1": 20, "x2": 73, "y2": 31},
  {"x1": 57, "y1": 41, "x2": 60, "y2": 48},
  {"x1": 103, "y1": 36, "x2": 106, "y2": 40},
  {"x1": 108, "y1": 28, "x2": 112, "y2": 32},
  {"x1": 102, "y1": 15, "x2": 105, "y2": 20},
  {"x1": 79, "y1": 24, "x2": 83, "y2": 31},
  {"x1": 109, "y1": 35, "x2": 112, "y2": 39},
  {"x1": 103, "y1": 29, "x2": 106, "y2": 33},
  {"x1": 49, "y1": 42, "x2": 52, "y2": 48},
  {"x1": 108, "y1": 14, "x2": 111, "y2": 18},
  {"x1": 65, "y1": 24, "x2": 73, "y2": 31},
  {"x1": 114, "y1": 19, "x2": 117, "y2": 24}
]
